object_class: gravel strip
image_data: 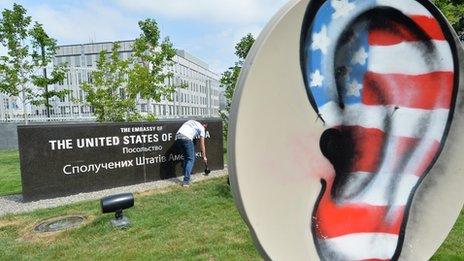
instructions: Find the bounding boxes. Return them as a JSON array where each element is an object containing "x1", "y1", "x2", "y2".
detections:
[{"x1": 0, "y1": 169, "x2": 228, "y2": 217}]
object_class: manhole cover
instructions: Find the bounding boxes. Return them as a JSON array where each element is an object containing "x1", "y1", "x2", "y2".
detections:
[{"x1": 34, "y1": 216, "x2": 85, "y2": 233}]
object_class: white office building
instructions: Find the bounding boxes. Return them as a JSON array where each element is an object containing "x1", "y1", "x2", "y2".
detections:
[
  {"x1": 1, "y1": 40, "x2": 221, "y2": 122},
  {"x1": 0, "y1": 95, "x2": 21, "y2": 121}
]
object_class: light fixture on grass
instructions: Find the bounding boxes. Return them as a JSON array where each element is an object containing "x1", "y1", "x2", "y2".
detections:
[{"x1": 101, "y1": 193, "x2": 134, "y2": 229}]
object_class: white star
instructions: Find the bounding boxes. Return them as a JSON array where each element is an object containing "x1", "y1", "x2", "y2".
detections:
[
  {"x1": 310, "y1": 70, "x2": 324, "y2": 88},
  {"x1": 311, "y1": 26, "x2": 330, "y2": 54},
  {"x1": 351, "y1": 47, "x2": 368, "y2": 65},
  {"x1": 347, "y1": 80, "x2": 362, "y2": 97},
  {"x1": 332, "y1": 0, "x2": 355, "y2": 19}
]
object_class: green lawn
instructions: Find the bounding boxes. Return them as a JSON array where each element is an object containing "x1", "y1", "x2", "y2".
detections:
[
  {"x1": 0, "y1": 150, "x2": 462, "y2": 260},
  {"x1": 0, "y1": 178, "x2": 261, "y2": 260},
  {"x1": 0, "y1": 149, "x2": 22, "y2": 196}
]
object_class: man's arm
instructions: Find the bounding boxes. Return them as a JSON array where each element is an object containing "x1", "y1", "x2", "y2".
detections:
[{"x1": 200, "y1": 136, "x2": 207, "y2": 163}]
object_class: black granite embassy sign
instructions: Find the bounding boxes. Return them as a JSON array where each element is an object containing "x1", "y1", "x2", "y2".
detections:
[{"x1": 18, "y1": 119, "x2": 223, "y2": 202}]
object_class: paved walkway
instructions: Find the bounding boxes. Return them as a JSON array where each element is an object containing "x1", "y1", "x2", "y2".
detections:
[{"x1": 0, "y1": 169, "x2": 228, "y2": 217}]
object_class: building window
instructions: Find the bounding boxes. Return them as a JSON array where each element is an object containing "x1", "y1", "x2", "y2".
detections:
[
  {"x1": 74, "y1": 56, "x2": 81, "y2": 67},
  {"x1": 69, "y1": 73, "x2": 73, "y2": 85}
]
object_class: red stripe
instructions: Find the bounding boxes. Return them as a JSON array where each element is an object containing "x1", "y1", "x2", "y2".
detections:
[
  {"x1": 339, "y1": 126, "x2": 428, "y2": 174},
  {"x1": 336, "y1": 126, "x2": 384, "y2": 173},
  {"x1": 314, "y1": 182, "x2": 404, "y2": 239},
  {"x1": 369, "y1": 15, "x2": 445, "y2": 46},
  {"x1": 362, "y1": 72, "x2": 454, "y2": 110},
  {"x1": 314, "y1": 137, "x2": 441, "y2": 238}
]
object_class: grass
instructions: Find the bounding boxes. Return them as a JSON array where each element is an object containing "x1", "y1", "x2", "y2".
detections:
[
  {"x1": 0, "y1": 149, "x2": 21, "y2": 196},
  {"x1": 0, "y1": 178, "x2": 261, "y2": 260},
  {"x1": 0, "y1": 149, "x2": 462, "y2": 259}
]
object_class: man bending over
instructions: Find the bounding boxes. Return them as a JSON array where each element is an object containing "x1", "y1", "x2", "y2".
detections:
[{"x1": 175, "y1": 120, "x2": 208, "y2": 186}]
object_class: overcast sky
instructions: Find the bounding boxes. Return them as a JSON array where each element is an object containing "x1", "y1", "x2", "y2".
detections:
[{"x1": 0, "y1": 0, "x2": 288, "y2": 74}]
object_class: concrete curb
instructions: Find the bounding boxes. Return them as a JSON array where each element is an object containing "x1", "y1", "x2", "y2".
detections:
[{"x1": 0, "y1": 168, "x2": 229, "y2": 217}]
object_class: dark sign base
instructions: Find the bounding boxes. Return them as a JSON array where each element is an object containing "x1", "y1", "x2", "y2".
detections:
[{"x1": 18, "y1": 119, "x2": 224, "y2": 202}]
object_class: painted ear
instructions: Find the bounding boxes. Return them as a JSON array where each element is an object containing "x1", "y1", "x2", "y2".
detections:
[
  {"x1": 301, "y1": 0, "x2": 458, "y2": 260},
  {"x1": 228, "y1": 0, "x2": 462, "y2": 259}
]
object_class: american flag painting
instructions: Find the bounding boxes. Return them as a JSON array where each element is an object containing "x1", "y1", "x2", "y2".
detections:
[{"x1": 301, "y1": 0, "x2": 458, "y2": 260}]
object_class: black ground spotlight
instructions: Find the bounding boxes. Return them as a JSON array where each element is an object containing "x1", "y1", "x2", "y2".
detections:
[{"x1": 101, "y1": 193, "x2": 134, "y2": 229}]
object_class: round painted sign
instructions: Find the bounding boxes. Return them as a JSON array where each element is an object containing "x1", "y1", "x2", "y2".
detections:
[{"x1": 228, "y1": 0, "x2": 463, "y2": 260}]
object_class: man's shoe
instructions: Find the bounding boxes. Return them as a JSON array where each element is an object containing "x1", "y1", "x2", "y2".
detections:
[{"x1": 182, "y1": 183, "x2": 190, "y2": 187}]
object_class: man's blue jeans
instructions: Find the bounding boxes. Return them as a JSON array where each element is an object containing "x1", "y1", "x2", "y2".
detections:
[{"x1": 177, "y1": 139, "x2": 195, "y2": 184}]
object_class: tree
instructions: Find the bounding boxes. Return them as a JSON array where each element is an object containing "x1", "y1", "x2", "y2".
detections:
[
  {"x1": 82, "y1": 18, "x2": 179, "y2": 122},
  {"x1": 433, "y1": 0, "x2": 464, "y2": 40},
  {"x1": 220, "y1": 33, "x2": 255, "y2": 138},
  {"x1": 128, "y1": 19, "x2": 177, "y2": 102},
  {"x1": 81, "y1": 43, "x2": 137, "y2": 122},
  {"x1": 0, "y1": 4, "x2": 67, "y2": 123},
  {"x1": 30, "y1": 22, "x2": 69, "y2": 118}
]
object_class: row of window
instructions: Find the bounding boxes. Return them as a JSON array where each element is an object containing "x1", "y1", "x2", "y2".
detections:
[
  {"x1": 172, "y1": 77, "x2": 214, "y2": 94},
  {"x1": 57, "y1": 70, "x2": 219, "y2": 100},
  {"x1": 57, "y1": 42, "x2": 134, "y2": 58},
  {"x1": 31, "y1": 104, "x2": 218, "y2": 117},
  {"x1": 178, "y1": 92, "x2": 211, "y2": 105},
  {"x1": 141, "y1": 103, "x2": 217, "y2": 117},
  {"x1": 0, "y1": 98, "x2": 19, "y2": 110},
  {"x1": 55, "y1": 52, "x2": 133, "y2": 68},
  {"x1": 57, "y1": 70, "x2": 93, "y2": 86},
  {"x1": 31, "y1": 106, "x2": 93, "y2": 116},
  {"x1": 172, "y1": 62, "x2": 216, "y2": 83},
  {"x1": 57, "y1": 86, "x2": 220, "y2": 107}
]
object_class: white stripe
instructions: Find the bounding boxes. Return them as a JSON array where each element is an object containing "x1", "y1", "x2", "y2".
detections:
[
  {"x1": 377, "y1": 0, "x2": 432, "y2": 17},
  {"x1": 346, "y1": 172, "x2": 420, "y2": 206},
  {"x1": 403, "y1": 137, "x2": 439, "y2": 174},
  {"x1": 322, "y1": 233, "x2": 398, "y2": 260},
  {"x1": 318, "y1": 101, "x2": 343, "y2": 127},
  {"x1": 368, "y1": 40, "x2": 453, "y2": 75},
  {"x1": 319, "y1": 102, "x2": 449, "y2": 141}
]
